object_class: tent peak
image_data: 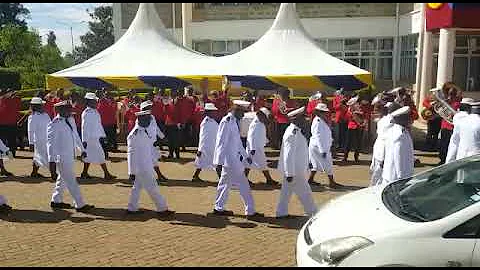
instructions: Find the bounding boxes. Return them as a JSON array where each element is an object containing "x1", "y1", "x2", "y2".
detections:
[{"x1": 270, "y1": 3, "x2": 304, "y2": 31}]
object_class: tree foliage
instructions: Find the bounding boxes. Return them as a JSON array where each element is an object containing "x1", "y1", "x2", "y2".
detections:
[{"x1": 0, "y1": 3, "x2": 30, "y2": 30}]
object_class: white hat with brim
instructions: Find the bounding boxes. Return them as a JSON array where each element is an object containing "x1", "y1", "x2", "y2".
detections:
[
  {"x1": 232, "y1": 100, "x2": 251, "y2": 108},
  {"x1": 461, "y1": 98, "x2": 475, "y2": 105},
  {"x1": 204, "y1": 103, "x2": 218, "y2": 111},
  {"x1": 84, "y1": 92, "x2": 99, "y2": 100},
  {"x1": 346, "y1": 96, "x2": 359, "y2": 106},
  {"x1": 314, "y1": 103, "x2": 329, "y2": 112},
  {"x1": 384, "y1": 102, "x2": 393, "y2": 108},
  {"x1": 30, "y1": 97, "x2": 46, "y2": 105},
  {"x1": 259, "y1": 107, "x2": 270, "y2": 117},
  {"x1": 140, "y1": 100, "x2": 153, "y2": 110},
  {"x1": 54, "y1": 100, "x2": 72, "y2": 107},
  {"x1": 371, "y1": 95, "x2": 382, "y2": 106},
  {"x1": 390, "y1": 87, "x2": 404, "y2": 94},
  {"x1": 287, "y1": 106, "x2": 305, "y2": 118},
  {"x1": 391, "y1": 106, "x2": 410, "y2": 117},
  {"x1": 135, "y1": 110, "x2": 151, "y2": 116}
]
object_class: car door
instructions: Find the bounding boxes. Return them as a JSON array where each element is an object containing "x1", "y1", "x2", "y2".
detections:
[{"x1": 444, "y1": 214, "x2": 480, "y2": 267}]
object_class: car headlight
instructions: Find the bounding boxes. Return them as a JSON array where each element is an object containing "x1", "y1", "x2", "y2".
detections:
[{"x1": 307, "y1": 236, "x2": 373, "y2": 265}]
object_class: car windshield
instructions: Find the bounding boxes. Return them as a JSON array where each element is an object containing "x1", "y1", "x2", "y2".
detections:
[{"x1": 382, "y1": 155, "x2": 480, "y2": 222}]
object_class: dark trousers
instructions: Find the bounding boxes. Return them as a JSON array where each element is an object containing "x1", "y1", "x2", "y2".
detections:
[
  {"x1": 439, "y1": 128, "x2": 452, "y2": 164},
  {"x1": 344, "y1": 128, "x2": 363, "y2": 159},
  {"x1": 103, "y1": 125, "x2": 117, "y2": 150},
  {"x1": 425, "y1": 117, "x2": 441, "y2": 151},
  {"x1": 0, "y1": 125, "x2": 17, "y2": 157},
  {"x1": 335, "y1": 120, "x2": 348, "y2": 150},
  {"x1": 179, "y1": 123, "x2": 193, "y2": 148},
  {"x1": 276, "y1": 123, "x2": 289, "y2": 149},
  {"x1": 241, "y1": 137, "x2": 247, "y2": 149},
  {"x1": 166, "y1": 125, "x2": 180, "y2": 158}
]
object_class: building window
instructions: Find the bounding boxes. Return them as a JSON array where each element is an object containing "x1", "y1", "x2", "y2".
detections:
[
  {"x1": 227, "y1": 40, "x2": 241, "y2": 53},
  {"x1": 328, "y1": 39, "x2": 344, "y2": 52},
  {"x1": 344, "y1": 38, "x2": 361, "y2": 51},
  {"x1": 193, "y1": 40, "x2": 211, "y2": 55},
  {"x1": 379, "y1": 38, "x2": 394, "y2": 51},
  {"x1": 399, "y1": 34, "x2": 418, "y2": 82},
  {"x1": 212, "y1": 41, "x2": 227, "y2": 53}
]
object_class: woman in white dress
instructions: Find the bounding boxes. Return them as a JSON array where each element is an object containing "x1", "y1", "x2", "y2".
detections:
[{"x1": 27, "y1": 97, "x2": 51, "y2": 178}]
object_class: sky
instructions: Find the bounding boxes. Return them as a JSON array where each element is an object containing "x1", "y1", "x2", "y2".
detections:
[{"x1": 23, "y1": 3, "x2": 112, "y2": 55}]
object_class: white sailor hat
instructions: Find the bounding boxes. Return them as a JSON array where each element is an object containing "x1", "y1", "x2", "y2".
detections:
[
  {"x1": 54, "y1": 100, "x2": 72, "y2": 107},
  {"x1": 232, "y1": 100, "x2": 251, "y2": 108},
  {"x1": 461, "y1": 97, "x2": 475, "y2": 105},
  {"x1": 391, "y1": 106, "x2": 410, "y2": 117},
  {"x1": 84, "y1": 92, "x2": 99, "y2": 100},
  {"x1": 259, "y1": 107, "x2": 270, "y2": 117},
  {"x1": 140, "y1": 100, "x2": 153, "y2": 110},
  {"x1": 390, "y1": 87, "x2": 404, "y2": 94},
  {"x1": 204, "y1": 103, "x2": 218, "y2": 111},
  {"x1": 371, "y1": 95, "x2": 382, "y2": 106},
  {"x1": 314, "y1": 103, "x2": 329, "y2": 112},
  {"x1": 287, "y1": 106, "x2": 305, "y2": 117},
  {"x1": 384, "y1": 102, "x2": 393, "y2": 108},
  {"x1": 346, "y1": 96, "x2": 359, "y2": 106},
  {"x1": 135, "y1": 110, "x2": 151, "y2": 116},
  {"x1": 30, "y1": 97, "x2": 46, "y2": 105}
]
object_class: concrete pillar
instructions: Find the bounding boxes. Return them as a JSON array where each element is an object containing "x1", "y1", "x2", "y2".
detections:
[
  {"x1": 436, "y1": 28, "x2": 456, "y2": 88},
  {"x1": 419, "y1": 31, "x2": 433, "y2": 111},
  {"x1": 182, "y1": 3, "x2": 193, "y2": 49},
  {"x1": 414, "y1": 3, "x2": 425, "y2": 108}
]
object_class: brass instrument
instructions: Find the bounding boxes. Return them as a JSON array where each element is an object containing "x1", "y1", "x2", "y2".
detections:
[{"x1": 429, "y1": 88, "x2": 457, "y2": 124}]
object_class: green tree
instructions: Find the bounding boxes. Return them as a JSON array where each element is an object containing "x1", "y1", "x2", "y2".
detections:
[
  {"x1": 46, "y1": 31, "x2": 57, "y2": 47},
  {"x1": 73, "y1": 5, "x2": 113, "y2": 64},
  {"x1": 0, "y1": 3, "x2": 30, "y2": 30}
]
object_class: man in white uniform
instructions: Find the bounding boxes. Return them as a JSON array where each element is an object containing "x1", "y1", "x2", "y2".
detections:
[
  {"x1": 0, "y1": 194, "x2": 12, "y2": 215},
  {"x1": 381, "y1": 106, "x2": 414, "y2": 185},
  {"x1": 212, "y1": 100, "x2": 263, "y2": 219},
  {"x1": 276, "y1": 106, "x2": 317, "y2": 218},
  {"x1": 245, "y1": 107, "x2": 280, "y2": 187},
  {"x1": 134, "y1": 100, "x2": 168, "y2": 183},
  {"x1": 28, "y1": 97, "x2": 51, "y2": 178},
  {"x1": 192, "y1": 103, "x2": 219, "y2": 182},
  {"x1": 48, "y1": 100, "x2": 94, "y2": 212},
  {"x1": 448, "y1": 101, "x2": 480, "y2": 162},
  {"x1": 445, "y1": 98, "x2": 474, "y2": 163},
  {"x1": 80, "y1": 92, "x2": 116, "y2": 180},
  {"x1": 127, "y1": 110, "x2": 174, "y2": 217},
  {"x1": 0, "y1": 137, "x2": 12, "y2": 176},
  {"x1": 308, "y1": 103, "x2": 343, "y2": 189},
  {"x1": 369, "y1": 99, "x2": 396, "y2": 186}
]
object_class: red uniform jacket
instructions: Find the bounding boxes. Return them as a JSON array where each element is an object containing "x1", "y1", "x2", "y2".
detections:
[
  {"x1": 97, "y1": 98, "x2": 117, "y2": 126},
  {"x1": 272, "y1": 98, "x2": 296, "y2": 124},
  {"x1": 72, "y1": 103, "x2": 85, "y2": 128},
  {"x1": 441, "y1": 100, "x2": 460, "y2": 130},
  {"x1": 0, "y1": 97, "x2": 21, "y2": 125},
  {"x1": 125, "y1": 105, "x2": 140, "y2": 133},
  {"x1": 212, "y1": 92, "x2": 230, "y2": 121},
  {"x1": 151, "y1": 97, "x2": 165, "y2": 123},
  {"x1": 345, "y1": 108, "x2": 364, "y2": 130}
]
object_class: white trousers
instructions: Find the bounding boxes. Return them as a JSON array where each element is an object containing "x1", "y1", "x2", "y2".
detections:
[
  {"x1": 276, "y1": 176, "x2": 317, "y2": 217},
  {"x1": 83, "y1": 139, "x2": 106, "y2": 164},
  {"x1": 127, "y1": 171, "x2": 168, "y2": 212},
  {"x1": 214, "y1": 166, "x2": 255, "y2": 215},
  {"x1": 0, "y1": 194, "x2": 6, "y2": 205},
  {"x1": 369, "y1": 159, "x2": 383, "y2": 186},
  {"x1": 33, "y1": 141, "x2": 49, "y2": 168},
  {"x1": 309, "y1": 145, "x2": 333, "y2": 175},
  {"x1": 51, "y1": 161, "x2": 86, "y2": 208}
]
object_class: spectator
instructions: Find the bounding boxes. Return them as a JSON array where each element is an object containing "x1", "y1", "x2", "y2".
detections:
[
  {"x1": 97, "y1": 89, "x2": 118, "y2": 152},
  {"x1": 0, "y1": 89, "x2": 21, "y2": 157},
  {"x1": 125, "y1": 96, "x2": 141, "y2": 133},
  {"x1": 164, "y1": 89, "x2": 181, "y2": 159}
]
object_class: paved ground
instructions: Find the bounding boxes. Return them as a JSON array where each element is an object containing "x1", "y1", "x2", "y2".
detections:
[{"x1": 0, "y1": 133, "x2": 439, "y2": 266}]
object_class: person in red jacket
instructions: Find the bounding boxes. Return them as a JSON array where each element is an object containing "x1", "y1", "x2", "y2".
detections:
[
  {"x1": 343, "y1": 96, "x2": 365, "y2": 163},
  {"x1": 0, "y1": 89, "x2": 21, "y2": 157},
  {"x1": 164, "y1": 88, "x2": 182, "y2": 159},
  {"x1": 176, "y1": 86, "x2": 196, "y2": 152},
  {"x1": 212, "y1": 81, "x2": 231, "y2": 122},
  {"x1": 333, "y1": 89, "x2": 349, "y2": 151},
  {"x1": 271, "y1": 88, "x2": 297, "y2": 149},
  {"x1": 125, "y1": 96, "x2": 141, "y2": 134},
  {"x1": 438, "y1": 83, "x2": 461, "y2": 164},
  {"x1": 97, "y1": 89, "x2": 118, "y2": 153},
  {"x1": 422, "y1": 94, "x2": 442, "y2": 151}
]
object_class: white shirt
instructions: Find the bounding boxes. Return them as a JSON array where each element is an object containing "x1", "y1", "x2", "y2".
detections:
[
  {"x1": 81, "y1": 107, "x2": 106, "y2": 142},
  {"x1": 382, "y1": 124, "x2": 414, "y2": 184},
  {"x1": 239, "y1": 112, "x2": 256, "y2": 138},
  {"x1": 134, "y1": 115, "x2": 165, "y2": 142},
  {"x1": 454, "y1": 114, "x2": 480, "y2": 160},
  {"x1": 198, "y1": 115, "x2": 218, "y2": 155},
  {"x1": 372, "y1": 114, "x2": 393, "y2": 162},
  {"x1": 246, "y1": 116, "x2": 268, "y2": 152},
  {"x1": 28, "y1": 111, "x2": 51, "y2": 145},
  {"x1": 278, "y1": 123, "x2": 309, "y2": 178},
  {"x1": 213, "y1": 112, "x2": 248, "y2": 169},
  {"x1": 47, "y1": 116, "x2": 84, "y2": 163},
  {"x1": 446, "y1": 111, "x2": 470, "y2": 163},
  {"x1": 127, "y1": 126, "x2": 155, "y2": 175},
  {"x1": 309, "y1": 116, "x2": 332, "y2": 154}
]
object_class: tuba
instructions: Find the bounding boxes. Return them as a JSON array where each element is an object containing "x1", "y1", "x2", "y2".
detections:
[
  {"x1": 429, "y1": 88, "x2": 457, "y2": 124},
  {"x1": 278, "y1": 98, "x2": 288, "y2": 114}
]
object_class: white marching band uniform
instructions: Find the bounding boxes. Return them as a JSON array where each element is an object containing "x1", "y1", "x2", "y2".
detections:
[
  {"x1": 308, "y1": 115, "x2": 333, "y2": 176},
  {"x1": 246, "y1": 115, "x2": 269, "y2": 170},
  {"x1": 127, "y1": 117, "x2": 168, "y2": 212},
  {"x1": 369, "y1": 114, "x2": 393, "y2": 186},
  {"x1": 195, "y1": 115, "x2": 218, "y2": 170},
  {"x1": 213, "y1": 112, "x2": 256, "y2": 215},
  {"x1": 135, "y1": 115, "x2": 165, "y2": 166},
  {"x1": 82, "y1": 106, "x2": 107, "y2": 164},
  {"x1": 28, "y1": 111, "x2": 51, "y2": 167},
  {"x1": 447, "y1": 111, "x2": 480, "y2": 163},
  {"x1": 446, "y1": 99, "x2": 475, "y2": 163},
  {"x1": 381, "y1": 107, "x2": 414, "y2": 184},
  {"x1": 277, "y1": 122, "x2": 317, "y2": 217},
  {"x1": 47, "y1": 114, "x2": 87, "y2": 208}
]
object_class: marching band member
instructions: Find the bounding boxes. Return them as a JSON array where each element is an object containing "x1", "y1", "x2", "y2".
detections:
[
  {"x1": 276, "y1": 106, "x2": 317, "y2": 218},
  {"x1": 447, "y1": 100, "x2": 480, "y2": 162},
  {"x1": 446, "y1": 98, "x2": 474, "y2": 163},
  {"x1": 343, "y1": 96, "x2": 365, "y2": 163},
  {"x1": 27, "y1": 97, "x2": 51, "y2": 178}
]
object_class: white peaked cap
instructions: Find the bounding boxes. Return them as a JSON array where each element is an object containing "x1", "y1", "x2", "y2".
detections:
[
  {"x1": 204, "y1": 103, "x2": 218, "y2": 111},
  {"x1": 461, "y1": 97, "x2": 475, "y2": 105},
  {"x1": 84, "y1": 92, "x2": 99, "y2": 100},
  {"x1": 135, "y1": 110, "x2": 151, "y2": 116},
  {"x1": 371, "y1": 95, "x2": 381, "y2": 105},
  {"x1": 384, "y1": 102, "x2": 393, "y2": 108},
  {"x1": 232, "y1": 100, "x2": 251, "y2": 107},
  {"x1": 314, "y1": 103, "x2": 329, "y2": 112},
  {"x1": 429, "y1": 87, "x2": 441, "y2": 92},
  {"x1": 259, "y1": 107, "x2": 270, "y2": 117},
  {"x1": 391, "y1": 106, "x2": 410, "y2": 117},
  {"x1": 54, "y1": 100, "x2": 72, "y2": 107},
  {"x1": 390, "y1": 87, "x2": 403, "y2": 94},
  {"x1": 287, "y1": 106, "x2": 305, "y2": 117},
  {"x1": 140, "y1": 100, "x2": 153, "y2": 110},
  {"x1": 346, "y1": 96, "x2": 359, "y2": 106},
  {"x1": 30, "y1": 97, "x2": 46, "y2": 104}
]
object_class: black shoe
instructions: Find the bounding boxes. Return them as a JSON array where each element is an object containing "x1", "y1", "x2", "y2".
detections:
[
  {"x1": 0, "y1": 170, "x2": 13, "y2": 177},
  {"x1": 266, "y1": 180, "x2": 280, "y2": 187},
  {"x1": 329, "y1": 181, "x2": 345, "y2": 189},
  {"x1": 308, "y1": 180, "x2": 322, "y2": 186},
  {"x1": 30, "y1": 172, "x2": 47, "y2": 178},
  {"x1": 211, "y1": 209, "x2": 234, "y2": 216},
  {"x1": 192, "y1": 177, "x2": 204, "y2": 183},
  {"x1": 76, "y1": 204, "x2": 95, "y2": 213},
  {"x1": 0, "y1": 205, "x2": 12, "y2": 215},
  {"x1": 80, "y1": 173, "x2": 93, "y2": 180},
  {"x1": 248, "y1": 180, "x2": 254, "y2": 186},
  {"x1": 246, "y1": 212, "x2": 265, "y2": 220},
  {"x1": 104, "y1": 174, "x2": 117, "y2": 180},
  {"x1": 50, "y1": 202, "x2": 72, "y2": 209},
  {"x1": 157, "y1": 209, "x2": 175, "y2": 218},
  {"x1": 275, "y1": 215, "x2": 292, "y2": 220}
]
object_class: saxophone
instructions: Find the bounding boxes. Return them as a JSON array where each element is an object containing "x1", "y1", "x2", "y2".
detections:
[{"x1": 429, "y1": 88, "x2": 457, "y2": 124}]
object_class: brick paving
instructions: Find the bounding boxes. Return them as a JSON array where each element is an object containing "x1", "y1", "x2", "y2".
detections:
[{"x1": 0, "y1": 147, "x2": 438, "y2": 266}]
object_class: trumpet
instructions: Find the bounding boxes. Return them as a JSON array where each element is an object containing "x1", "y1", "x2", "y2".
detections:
[{"x1": 429, "y1": 88, "x2": 457, "y2": 124}]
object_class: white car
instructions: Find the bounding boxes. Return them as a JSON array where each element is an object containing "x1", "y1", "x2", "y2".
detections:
[{"x1": 297, "y1": 154, "x2": 480, "y2": 267}]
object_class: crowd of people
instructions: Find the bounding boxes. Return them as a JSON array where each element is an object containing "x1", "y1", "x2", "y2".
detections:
[{"x1": 0, "y1": 80, "x2": 479, "y2": 219}]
